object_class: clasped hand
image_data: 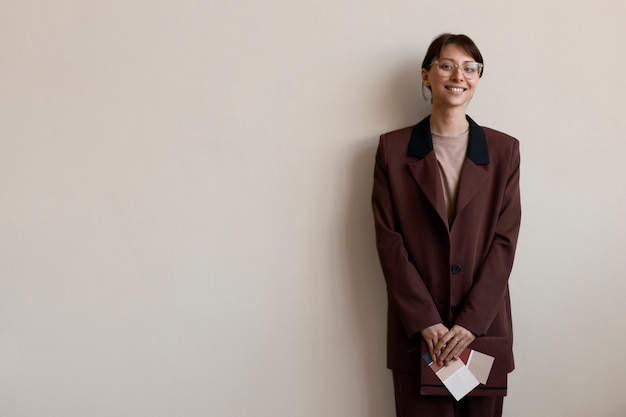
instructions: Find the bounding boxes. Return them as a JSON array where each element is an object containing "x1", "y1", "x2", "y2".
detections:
[{"x1": 420, "y1": 323, "x2": 476, "y2": 367}]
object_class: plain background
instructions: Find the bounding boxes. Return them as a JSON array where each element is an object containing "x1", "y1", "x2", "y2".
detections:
[{"x1": 2, "y1": 1, "x2": 626, "y2": 416}]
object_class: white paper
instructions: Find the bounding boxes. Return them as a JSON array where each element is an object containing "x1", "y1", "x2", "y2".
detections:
[{"x1": 443, "y1": 365, "x2": 480, "y2": 401}]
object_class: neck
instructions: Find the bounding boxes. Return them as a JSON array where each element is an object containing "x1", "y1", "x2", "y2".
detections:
[{"x1": 429, "y1": 107, "x2": 469, "y2": 136}]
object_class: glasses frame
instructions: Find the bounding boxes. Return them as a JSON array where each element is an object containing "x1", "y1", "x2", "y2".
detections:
[{"x1": 430, "y1": 60, "x2": 484, "y2": 79}]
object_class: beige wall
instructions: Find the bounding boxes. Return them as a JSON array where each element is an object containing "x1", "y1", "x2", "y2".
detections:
[{"x1": 2, "y1": 1, "x2": 625, "y2": 416}]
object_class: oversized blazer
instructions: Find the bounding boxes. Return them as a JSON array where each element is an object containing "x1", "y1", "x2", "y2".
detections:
[{"x1": 372, "y1": 115, "x2": 521, "y2": 372}]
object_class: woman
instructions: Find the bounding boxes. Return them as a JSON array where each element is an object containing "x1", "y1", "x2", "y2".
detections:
[{"x1": 371, "y1": 33, "x2": 521, "y2": 417}]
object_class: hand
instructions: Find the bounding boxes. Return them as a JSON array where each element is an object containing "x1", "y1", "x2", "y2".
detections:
[
  {"x1": 420, "y1": 323, "x2": 449, "y2": 365},
  {"x1": 434, "y1": 325, "x2": 476, "y2": 366}
]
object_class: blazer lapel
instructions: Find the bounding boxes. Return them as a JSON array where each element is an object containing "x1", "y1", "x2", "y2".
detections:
[
  {"x1": 408, "y1": 154, "x2": 448, "y2": 226},
  {"x1": 455, "y1": 116, "x2": 491, "y2": 218},
  {"x1": 407, "y1": 116, "x2": 448, "y2": 226},
  {"x1": 455, "y1": 159, "x2": 489, "y2": 218}
]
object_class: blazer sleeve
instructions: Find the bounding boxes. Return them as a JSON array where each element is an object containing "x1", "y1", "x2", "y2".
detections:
[
  {"x1": 455, "y1": 140, "x2": 522, "y2": 336},
  {"x1": 371, "y1": 135, "x2": 443, "y2": 337}
]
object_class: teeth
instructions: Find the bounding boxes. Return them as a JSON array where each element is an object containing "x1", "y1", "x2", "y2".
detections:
[{"x1": 448, "y1": 87, "x2": 465, "y2": 93}]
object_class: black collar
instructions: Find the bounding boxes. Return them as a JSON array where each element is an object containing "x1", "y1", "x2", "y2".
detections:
[{"x1": 407, "y1": 115, "x2": 490, "y2": 165}]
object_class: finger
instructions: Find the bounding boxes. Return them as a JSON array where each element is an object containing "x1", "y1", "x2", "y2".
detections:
[
  {"x1": 450, "y1": 334, "x2": 475, "y2": 360},
  {"x1": 440, "y1": 337, "x2": 462, "y2": 364},
  {"x1": 433, "y1": 341, "x2": 446, "y2": 363},
  {"x1": 436, "y1": 341, "x2": 451, "y2": 365},
  {"x1": 434, "y1": 335, "x2": 449, "y2": 353},
  {"x1": 452, "y1": 337, "x2": 473, "y2": 361},
  {"x1": 450, "y1": 339, "x2": 466, "y2": 360}
]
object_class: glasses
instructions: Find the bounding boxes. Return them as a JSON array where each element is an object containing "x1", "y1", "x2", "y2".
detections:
[{"x1": 430, "y1": 60, "x2": 483, "y2": 79}]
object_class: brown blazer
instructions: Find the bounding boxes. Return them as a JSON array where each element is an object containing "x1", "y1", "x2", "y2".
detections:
[{"x1": 372, "y1": 115, "x2": 521, "y2": 372}]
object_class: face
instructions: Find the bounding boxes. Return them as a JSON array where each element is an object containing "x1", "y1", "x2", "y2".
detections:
[{"x1": 422, "y1": 43, "x2": 481, "y2": 110}]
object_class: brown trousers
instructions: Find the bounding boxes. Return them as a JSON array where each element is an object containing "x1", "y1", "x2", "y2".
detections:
[{"x1": 393, "y1": 372, "x2": 503, "y2": 417}]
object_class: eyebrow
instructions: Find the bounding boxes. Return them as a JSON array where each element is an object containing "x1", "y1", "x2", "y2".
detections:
[{"x1": 438, "y1": 57, "x2": 477, "y2": 63}]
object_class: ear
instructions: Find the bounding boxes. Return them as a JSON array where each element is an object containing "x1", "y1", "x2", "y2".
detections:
[{"x1": 421, "y1": 68, "x2": 430, "y2": 87}]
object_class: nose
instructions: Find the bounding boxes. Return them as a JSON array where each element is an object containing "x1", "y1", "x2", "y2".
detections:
[{"x1": 451, "y1": 67, "x2": 465, "y2": 80}]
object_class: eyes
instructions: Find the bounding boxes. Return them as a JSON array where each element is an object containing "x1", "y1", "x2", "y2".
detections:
[
  {"x1": 440, "y1": 63, "x2": 478, "y2": 73},
  {"x1": 432, "y1": 60, "x2": 483, "y2": 78}
]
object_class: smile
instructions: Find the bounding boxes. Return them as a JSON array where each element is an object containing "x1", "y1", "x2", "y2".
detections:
[{"x1": 445, "y1": 86, "x2": 467, "y2": 93}]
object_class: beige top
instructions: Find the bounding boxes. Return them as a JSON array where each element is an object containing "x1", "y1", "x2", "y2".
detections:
[{"x1": 432, "y1": 128, "x2": 469, "y2": 226}]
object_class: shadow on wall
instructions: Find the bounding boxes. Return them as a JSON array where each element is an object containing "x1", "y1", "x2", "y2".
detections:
[{"x1": 340, "y1": 60, "x2": 431, "y2": 416}]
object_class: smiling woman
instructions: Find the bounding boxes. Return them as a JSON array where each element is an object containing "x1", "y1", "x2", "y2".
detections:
[
  {"x1": 371, "y1": 33, "x2": 521, "y2": 417},
  {"x1": 421, "y1": 34, "x2": 484, "y2": 120}
]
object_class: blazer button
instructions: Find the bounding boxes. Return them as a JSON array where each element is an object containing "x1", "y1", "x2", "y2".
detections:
[
  {"x1": 451, "y1": 304, "x2": 461, "y2": 315},
  {"x1": 451, "y1": 264, "x2": 462, "y2": 275}
]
